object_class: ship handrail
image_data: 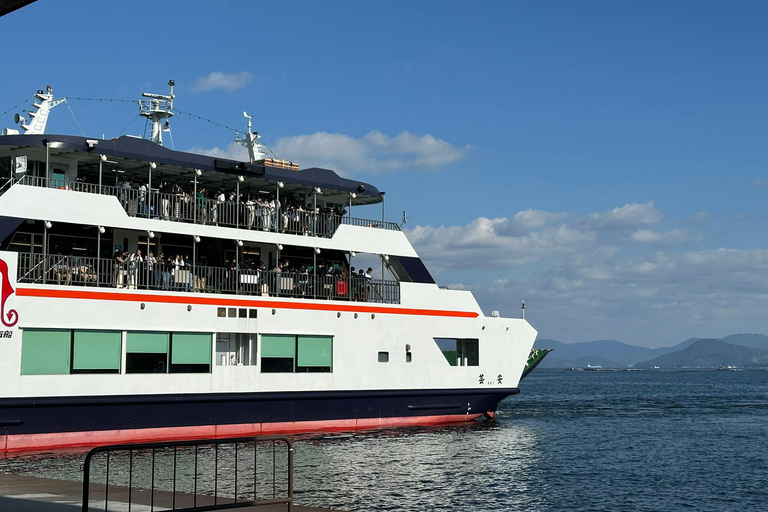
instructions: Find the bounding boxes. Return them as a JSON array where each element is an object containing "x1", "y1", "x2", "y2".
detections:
[
  {"x1": 15, "y1": 174, "x2": 400, "y2": 234},
  {"x1": 19, "y1": 253, "x2": 67, "y2": 284},
  {"x1": 0, "y1": 176, "x2": 17, "y2": 195},
  {"x1": 82, "y1": 435, "x2": 294, "y2": 512},
  {"x1": 16, "y1": 252, "x2": 402, "y2": 304}
]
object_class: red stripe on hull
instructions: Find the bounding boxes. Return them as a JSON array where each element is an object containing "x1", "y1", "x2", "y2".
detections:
[
  {"x1": 16, "y1": 287, "x2": 479, "y2": 318},
  {"x1": 2, "y1": 414, "x2": 486, "y2": 454}
]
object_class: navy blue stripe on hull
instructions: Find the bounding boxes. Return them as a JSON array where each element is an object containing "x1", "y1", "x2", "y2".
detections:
[{"x1": 0, "y1": 388, "x2": 519, "y2": 436}]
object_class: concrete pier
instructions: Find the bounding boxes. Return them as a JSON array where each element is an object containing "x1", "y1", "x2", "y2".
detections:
[{"x1": 0, "y1": 473, "x2": 344, "y2": 512}]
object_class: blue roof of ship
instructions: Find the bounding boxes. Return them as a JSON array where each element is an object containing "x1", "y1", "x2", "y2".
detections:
[{"x1": 0, "y1": 134, "x2": 381, "y2": 198}]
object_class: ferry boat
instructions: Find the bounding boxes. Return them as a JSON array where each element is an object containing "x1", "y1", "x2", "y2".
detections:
[{"x1": 0, "y1": 83, "x2": 543, "y2": 453}]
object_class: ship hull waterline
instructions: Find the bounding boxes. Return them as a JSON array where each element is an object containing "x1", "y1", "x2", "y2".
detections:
[{"x1": 0, "y1": 388, "x2": 518, "y2": 452}]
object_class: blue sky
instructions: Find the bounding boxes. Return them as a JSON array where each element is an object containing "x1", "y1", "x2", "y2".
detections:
[{"x1": 4, "y1": 1, "x2": 768, "y2": 347}]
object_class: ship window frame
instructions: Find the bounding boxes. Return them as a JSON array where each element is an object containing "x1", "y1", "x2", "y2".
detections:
[
  {"x1": 72, "y1": 330, "x2": 122, "y2": 374},
  {"x1": 261, "y1": 334, "x2": 334, "y2": 373},
  {"x1": 20, "y1": 328, "x2": 72, "y2": 375},
  {"x1": 170, "y1": 332, "x2": 212, "y2": 373},
  {"x1": 261, "y1": 334, "x2": 296, "y2": 373},
  {"x1": 435, "y1": 338, "x2": 479, "y2": 367},
  {"x1": 125, "y1": 331, "x2": 170, "y2": 374},
  {"x1": 296, "y1": 335, "x2": 332, "y2": 373}
]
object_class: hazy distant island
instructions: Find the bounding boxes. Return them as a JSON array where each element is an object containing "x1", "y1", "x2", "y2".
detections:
[{"x1": 534, "y1": 333, "x2": 768, "y2": 369}]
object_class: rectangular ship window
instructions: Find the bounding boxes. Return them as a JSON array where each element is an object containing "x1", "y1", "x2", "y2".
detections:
[
  {"x1": 261, "y1": 334, "x2": 334, "y2": 373},
  {"x1": 21, "y1": 328, "x2": 71, "y2": 375},
  {"x1": 434, "y1": 338, "x2": 479, "y2": 366},
  {"x1": 297, "y1": 336, "x2": 332, "y2": 373},
  {"x1": 378, "y1": 351, "x2": 389, "y2": 363},
  {"x1": 261, "y1": 334, "x2": 296, "y2": 373},
  {"x1": 170, "y1": 332, "x2": 212, "y2": 373},
  {"x1": 216, "y1": 332, "x2": 256, "y2": 366},
  {"x1": 217, "y1": 308, "x2": 226, "y2": 317},
  {"x1": 126, "y1": 331, "x2": 169, "y2": 373},
  {"x1": 249, "y1": 309, "x2": 257, "y2": 318},
  {"x1": 228, "y1": 308, "x2": 236, "y2": 318},
  {"x1": 239, "y1": 308, "x2": 247, "y2": 318},
  {"x1": 72, "y1": 330, "x2": 121, "y2": 374}
]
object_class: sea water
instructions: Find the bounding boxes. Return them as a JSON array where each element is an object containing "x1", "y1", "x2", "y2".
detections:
[{"x1": 2, "y1": 369, "x2": 767, "y2": 511}]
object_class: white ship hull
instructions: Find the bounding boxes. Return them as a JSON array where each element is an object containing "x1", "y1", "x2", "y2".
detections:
[
  {"x1": 0, "y1": 90, "x2": 538, "y2": 453},
  {"x1": 0, "y1": 243, "x2": 536, "y2": 452}
]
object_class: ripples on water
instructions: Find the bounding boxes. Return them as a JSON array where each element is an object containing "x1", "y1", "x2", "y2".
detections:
[{"x1": 2, "y1": 369, "x2": 767, "y2": 511}]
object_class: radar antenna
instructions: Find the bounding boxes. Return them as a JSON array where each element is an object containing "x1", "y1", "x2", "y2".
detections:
[
  {"x1": 138, "y1": 80, "x2": 175, "y2": 145},
  {"x1": 234, "y1": 111, "x2": 266, "y2": 163}
]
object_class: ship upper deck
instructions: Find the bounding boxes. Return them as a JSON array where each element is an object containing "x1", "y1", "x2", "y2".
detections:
[{"x1": 0, "y1": 134, "x2": 399, "y2": 235}]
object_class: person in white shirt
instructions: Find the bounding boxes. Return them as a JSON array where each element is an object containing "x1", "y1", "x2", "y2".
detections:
[
  {"x1": 139, "y1": 182, "x2": 147, "y2": 216},
  {"x1": 146, "y1": 251, "x2": 157, "y2": 288},
  {"x1": 217, "y1": 191, "x2": 226, "y2": 225},
  {"x1": 127, "y1": 249, "x2": 143, "y2": 288}
]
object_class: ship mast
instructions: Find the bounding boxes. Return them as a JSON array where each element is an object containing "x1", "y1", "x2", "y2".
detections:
[
  {"x1": 234, "y1": 111, "x2": 266, "y2": 163},
  {"x1": 2, "y1": 85, "x2": 65, "y2": 136},
  {"x1": 139, "y1": 80, "x2": 175, "y2": 145}
]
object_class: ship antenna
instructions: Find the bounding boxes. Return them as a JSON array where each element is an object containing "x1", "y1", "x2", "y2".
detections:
[
  {"x1": 234, "y1": 111, "x2": 266, "y2": 163},
  {"x1": 139, "y1": 80, "x2": 175, "y2": 145},
  {"x1": 2, "y1": 85, "x2": 66, "y2": 136}
]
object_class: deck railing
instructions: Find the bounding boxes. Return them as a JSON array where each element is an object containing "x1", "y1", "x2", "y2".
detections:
[
  {"x1": 82, "y1": 436, "x2": 294, "y2": 512},
  {"x1": 16, "y1": 175, "x2": 400, "y2": 235},
  {"x1": 17, "y1": 252, "x2": 401, "y2": 304}
]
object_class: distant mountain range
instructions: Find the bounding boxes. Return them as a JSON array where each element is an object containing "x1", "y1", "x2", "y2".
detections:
[{"x1": 534, "y1": 333, "x2": 768, "y2": 368}]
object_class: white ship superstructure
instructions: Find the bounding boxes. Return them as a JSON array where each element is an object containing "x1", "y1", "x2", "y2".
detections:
[{"x1": 0, "y1": 84, "x2": 540, "y2": 453}]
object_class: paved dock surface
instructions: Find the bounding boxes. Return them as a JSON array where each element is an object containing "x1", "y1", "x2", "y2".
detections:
[{"x1": 0, "y1": 473, "x2": 344, "y2": 512}]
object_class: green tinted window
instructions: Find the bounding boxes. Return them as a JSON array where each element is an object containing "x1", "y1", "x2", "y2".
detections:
[
  {"x1": 171, "y1": 333, "x2": 212, "y2": 364},
  {"x1": 126, "y1": 332, "x2": 169, "y2": 354},
  {"x1": 73, "y1": 330, "x2": 121, "y2": 371},
  {"x1": 21, "y1": 329, "x2": 71, "y2": 375},
  {"x1": 261, "y1": 335, "x2": 296, "y2": 358},
  {"x1": 297, "y1": 336, "x2": 332, "y2": 368}
]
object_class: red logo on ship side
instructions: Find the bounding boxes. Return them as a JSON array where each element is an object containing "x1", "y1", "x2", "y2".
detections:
[{"x1": 0, "y1": 259, "x2": 18, "y2": 327}]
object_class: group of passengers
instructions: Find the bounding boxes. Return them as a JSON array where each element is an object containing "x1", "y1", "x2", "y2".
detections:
[
  {"x1": 50, "y1": 255, "x2": 98, "y2": 285},
  {"x1": 112, "y1": 177, "x2": 346, "y2": 236},
  {"x1": 112, "y1": 249, "x2": 200, "y2": 291},
  {"x1": 260, "y1": 261, "x2": 376, "y2": 301},
  {"x1": 52, "y1": 246, "x2": 379, "y2": 301}
]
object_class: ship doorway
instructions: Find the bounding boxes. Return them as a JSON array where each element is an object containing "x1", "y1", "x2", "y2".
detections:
[
  {"x1": 216, "y1": 332, "x2": 256, "y2": 366},
  {"x1": 435, "y1": 338, "x2": 479, "y2": 366},
  {"x1": 51, "y1": 163, "x2": 68, "y2": 188}
]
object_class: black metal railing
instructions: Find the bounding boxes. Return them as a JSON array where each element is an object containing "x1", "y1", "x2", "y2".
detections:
[
  {"x1": 82, "y1": 436, "x2": 294, "y2": 512},
  {"x1": 17, "y1": 252, "x2": 401, "y2": 303},
  {"x1": 17, "y1": 175, "x2": 400, "y2": 235},
  {"x1": 341, "y1": 216, "x2": 400, "y2": 231}
]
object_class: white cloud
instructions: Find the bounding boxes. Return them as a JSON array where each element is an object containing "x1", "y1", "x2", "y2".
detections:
[
  {"x1": 272, "y1": 131, "x2": 469, "y2": 176},
  {"x1": 631, "y1": 228, "x2": 687, "y2": 244},
  {"x1": 186, "y1": 144, "x2": 249, "y2": 160},
  {"x1": 580, "y1": 201, "x2": 662, "y2": 229},
  {"x1": 404, "y1": 202, "x2": 677, "y2": 275},
  {"x1": 400, "y1": 202, "x2": 768, "y2": 347},
  {"x1": 186, "y1": 130, "x2": 467, "y2": 177},
  {"x1": 468, "y1": 245, "x2": 768, "y2": 347},
  {"x1": 190, "y1": 72, "x2": 254, "y2": 93}
]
